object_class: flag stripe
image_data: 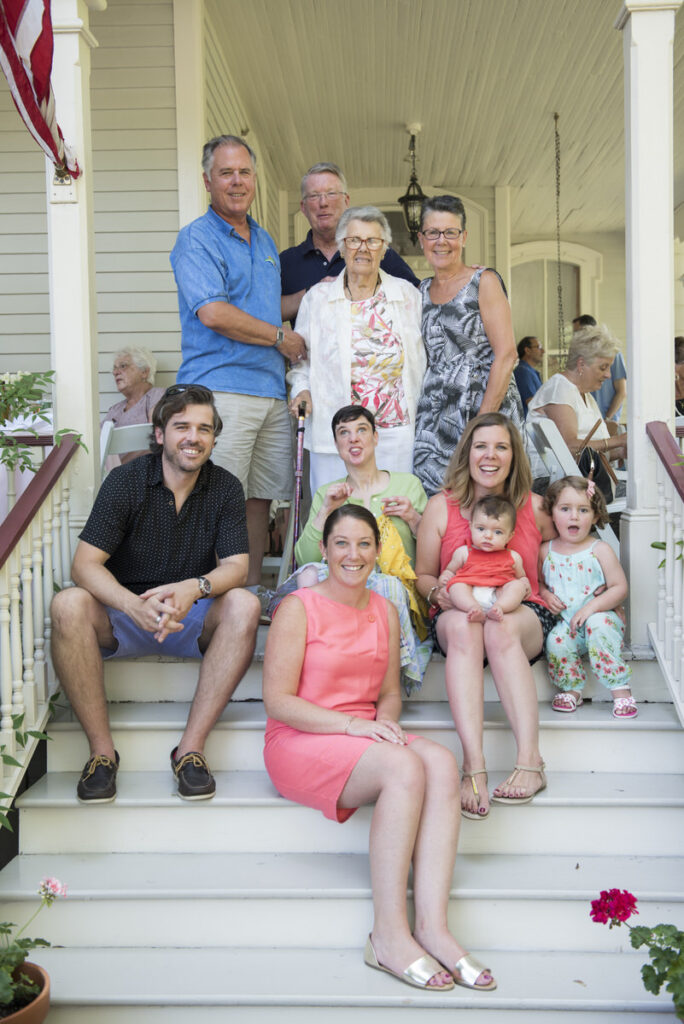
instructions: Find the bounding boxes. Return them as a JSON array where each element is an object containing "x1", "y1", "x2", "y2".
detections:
[{"x1": 0, "y1": 0, "x2": 80, "y2": 177}]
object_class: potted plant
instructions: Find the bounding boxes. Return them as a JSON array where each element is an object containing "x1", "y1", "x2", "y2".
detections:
[
  {"x1": 590, "y1": 888, "x2": 684, "y2": 1018},
  {"x1": 0, "y1": 877, "x2": 66, "y2": 1021}
]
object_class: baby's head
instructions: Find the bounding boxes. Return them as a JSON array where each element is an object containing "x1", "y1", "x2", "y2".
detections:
[
  {"x1": 469, "y1": 496, "x2": 516, "y2": 552},
  {"x1": 542, "y1": 475, "x2": 609, "y2": 530}
]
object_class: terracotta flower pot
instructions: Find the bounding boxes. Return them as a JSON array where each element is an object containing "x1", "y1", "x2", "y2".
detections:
[{"x1": 0, "y1": 963, "x2": 50, "y2": 1024}]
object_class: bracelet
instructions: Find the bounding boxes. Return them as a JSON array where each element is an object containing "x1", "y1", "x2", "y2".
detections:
[
  {"x1": 344, "y1": 716, "x2": 355, "y2": 734},
  {"x1": 426, "y1": 585, "x2": 439, "y2": 608}
]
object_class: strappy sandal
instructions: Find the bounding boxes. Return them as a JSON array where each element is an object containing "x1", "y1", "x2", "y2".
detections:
[
  {"x1": 552, "y1": 691, "x2": 583, "y2": 713},
  {"x1": 461, "y1": 769, "x2": 489, "y2": 820},
  {"x1": 613, "y1": 695, "x2": 638, "y2": 719},
  {"x1": 452, "y1": 953, "x2": 497, "y2": 991},
  {"x1": 491, "y1": 761, "x2": 547, "y2": 805},
  {"x1": 364, "y1": 935, "x2": 454, "y2": 991}
]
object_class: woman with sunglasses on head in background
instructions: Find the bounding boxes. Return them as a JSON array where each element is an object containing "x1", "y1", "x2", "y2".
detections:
[
  {"x1": 287, "y1": 206, "x2": 426, "y2": 495},
  {"x1": 413, "y1": 196, "x2": 524, "y2": 497}
]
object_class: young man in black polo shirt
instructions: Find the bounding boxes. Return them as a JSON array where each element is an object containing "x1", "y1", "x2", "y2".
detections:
[{"x1": 50, "y1": 385, "x2": 260, "y2": 803}]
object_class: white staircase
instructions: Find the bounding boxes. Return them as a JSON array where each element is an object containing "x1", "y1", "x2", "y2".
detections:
[{"x1": 1, "y1": 634, "x2": 682, "y2": 1021}]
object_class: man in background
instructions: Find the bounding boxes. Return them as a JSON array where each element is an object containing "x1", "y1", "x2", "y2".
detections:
[{"x1": 513, "y1": 335, "x2": 544, "y2": 417}]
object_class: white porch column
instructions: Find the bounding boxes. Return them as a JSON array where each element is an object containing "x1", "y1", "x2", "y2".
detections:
[
  {"x1": 616, "y1": 0, "x2": 683, "y2": 650},
  {"x1": 48, "y1": 0, "x2": 104, "y2": 528},
  {"x1": 173, "y1": 0, "x2": 206, "y2": 228}
]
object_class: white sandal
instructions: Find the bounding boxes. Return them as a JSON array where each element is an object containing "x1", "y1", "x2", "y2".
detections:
[
  {"x1": 612, "y1": 695, "x2": 638, "y2": 719},
  {"x1": 552, "y1": 691, "x2": 583, "y2": 713}
]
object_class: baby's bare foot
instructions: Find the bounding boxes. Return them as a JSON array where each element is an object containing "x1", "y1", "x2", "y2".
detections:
[
  {"x1": 466, "y1": 606, "x2": 486, "y2": 623},
  {"x1": 486, "y1": 605, "x2": 504, "y2": 622}
]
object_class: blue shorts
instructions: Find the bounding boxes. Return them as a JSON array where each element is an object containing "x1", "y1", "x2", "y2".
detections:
[{"x1": 101, "y1": 599, "x2": 213, "y2": 660}]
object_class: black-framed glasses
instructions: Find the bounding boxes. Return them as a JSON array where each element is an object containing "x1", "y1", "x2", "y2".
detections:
[
  {"x1": 343, "y1": 236, "x2": 385, "y2": 251},
  {"x1": 420, "y1": 228, "x2": 464, "y2": 241},
  {"x1": 163, "y1": 384, "x2": 213, "y2": 400},
  {"x1": 303, "y1": 190, "x2": 346, "y2": 203}
]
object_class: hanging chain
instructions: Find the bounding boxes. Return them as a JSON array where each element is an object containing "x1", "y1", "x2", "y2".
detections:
[{"x1": 554, "y1": 112, "x2": 565, "y2": 357}]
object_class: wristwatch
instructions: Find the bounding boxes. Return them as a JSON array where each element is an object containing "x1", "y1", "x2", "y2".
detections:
[
  {"x1": 274, "y1": 327, "x2": 285, "y2": 349},
  {"x1": 197, "y1": 576, "x2": 212, "y2": 598}
]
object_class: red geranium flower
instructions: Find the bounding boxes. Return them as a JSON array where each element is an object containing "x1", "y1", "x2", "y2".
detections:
[{"x1": 590, "y1": 888, "x2": 638, "y2": 926}]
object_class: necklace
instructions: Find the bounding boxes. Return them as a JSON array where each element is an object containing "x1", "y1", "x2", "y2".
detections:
[{"x1": 344, "y1": 273, "x2": 381, "y2": 302}]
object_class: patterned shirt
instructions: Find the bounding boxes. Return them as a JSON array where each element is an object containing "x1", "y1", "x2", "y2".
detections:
[
  {"x1": 79, "y1": 453, "x2": 248, "y2": 594},
  {"x1": 349, "y1": 289, "x2": 409, "y2": 428}
]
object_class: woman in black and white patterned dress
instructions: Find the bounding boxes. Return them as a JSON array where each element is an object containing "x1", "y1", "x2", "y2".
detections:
[{"x1": 413, "y1": 196, "x2": 523, "y2": 497}]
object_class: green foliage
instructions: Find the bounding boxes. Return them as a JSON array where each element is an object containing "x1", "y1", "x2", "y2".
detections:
[
  {"x1": 0, "y1": 877, "x2": 65, "y2": 1007},
  {"x1": 0, "y1": 370, "x2": 87, "y2": 474},
  {"x1": 630, "y1": 923, "x2": 684, "y2": 1015}
]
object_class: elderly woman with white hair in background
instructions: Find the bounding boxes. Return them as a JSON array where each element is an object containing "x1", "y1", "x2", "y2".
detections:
[
  {"x1": 288, "y1": 205, "x2": 425, "y2": 493},
  {"x1": 102, "y1": 346, "x2": 165, "y2": 466},
  {"x1": 525, "y1": 324, "x2": 627, "y2": 491}
]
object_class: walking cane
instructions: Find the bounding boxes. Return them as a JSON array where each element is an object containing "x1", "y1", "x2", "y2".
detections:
[{"x1": 291, "y1": 402, "x2": 307, "y2": 574}]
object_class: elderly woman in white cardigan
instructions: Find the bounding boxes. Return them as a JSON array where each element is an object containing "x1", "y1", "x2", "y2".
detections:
[{"x1": 288, "y1": 206, "x2": 426, "y2": 493}]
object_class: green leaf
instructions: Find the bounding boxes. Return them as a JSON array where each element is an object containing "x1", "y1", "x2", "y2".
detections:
[
  {"x1": 0, "y1": 755, "x2": 21, "y2": 768},
  {"x1": 651, "y1": 541, "x2": 667, "y2": 550}
]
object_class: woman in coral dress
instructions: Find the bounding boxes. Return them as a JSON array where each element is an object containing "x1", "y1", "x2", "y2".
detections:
[{"x1": 263, "y1": 505, "x2": 496, "y2": 994}]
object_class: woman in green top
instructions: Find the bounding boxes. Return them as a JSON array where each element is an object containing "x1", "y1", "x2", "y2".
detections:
[{"x1": 274, "y1": 405, "x2": 431, "y2": 692}]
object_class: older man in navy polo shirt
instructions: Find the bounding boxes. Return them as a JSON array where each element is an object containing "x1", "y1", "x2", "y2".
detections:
[
  {"x1": 280, "y1": 161, "x2": 420, "y2": 325},
  {"x1": 171, "y1": 135, "x2": 306, "y2": 585}
]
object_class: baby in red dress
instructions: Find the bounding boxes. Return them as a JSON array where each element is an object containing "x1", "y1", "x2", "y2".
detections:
[{"x1": 438, "y1": 495, "x2": 531, "y2": 623}]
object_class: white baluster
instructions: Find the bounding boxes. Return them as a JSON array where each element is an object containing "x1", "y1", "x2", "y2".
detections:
[
  {"x1": 31, "y1": 511, "x2": 47, "y2": 704},
  {"x1": 9, "y1": 550, "x2": 24, "y2": 722},
  {"x1": 60, "y1": 478, "x2": 72, "y2": 587},
  {"x1": 6, "y1": 468, "x2": 16, "y2": 513},
  {"x1": 20, "y1": 537, "x2": 36, "y2": 724},
  {"x1": 51, "y1": 489, "x2": 63, "y2": 586},
  {"x1": 42, "y1": 499, "x2": 54, "y2": 645},
  {"x1": 656, "y1": 461, "x2": 666, "y2": 641},
  {"x1": 0, "y1": 563, "x2": 13, "y2": 779},
  {"x1": 664, "y1": 484, "x2": 674, "y2": 668},
  {"x1": 672, "y1": 497, "x2": 683, "y2": 681}
]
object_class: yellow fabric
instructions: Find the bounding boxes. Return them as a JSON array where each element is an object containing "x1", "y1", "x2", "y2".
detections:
[{"x1": 376, "y1": 514, "x2": 429, "y2": 640}]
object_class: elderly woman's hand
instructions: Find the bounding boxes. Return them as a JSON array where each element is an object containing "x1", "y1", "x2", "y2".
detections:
[
  {"x1": 289, "y1": 390, "x2": 312, "y2": 417},
  {"x1": 381, "y1": 495, "x2": 422, "y2": 534}
]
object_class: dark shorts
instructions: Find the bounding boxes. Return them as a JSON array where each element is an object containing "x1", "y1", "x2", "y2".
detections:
[
  {"x1": 101, "y1": 600, "x2": 213, "y2": 660},
  {"x1": 429, "y1": 600, "x2": 556, "y2": 663}
]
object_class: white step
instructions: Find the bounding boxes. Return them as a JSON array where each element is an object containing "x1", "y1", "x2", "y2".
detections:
[
  {"x1": 100, "y1": 633, "x2": 672, "y2": 704},
  {"x1": 0, "y1": 851, "x2": 681, "y2": 952},
  {"x1": 47, "y1": 700, "x2": 684, "y2": 773},
  {"x1": 16, "y1": 768, "x2": 684, "y2": 856},
  {"x1": 32, "y1": 946, "x2": 680, "y2": 1022}
]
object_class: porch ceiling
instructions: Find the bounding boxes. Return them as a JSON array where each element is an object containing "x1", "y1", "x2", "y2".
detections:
[{"x1": 210, "y1": 0, "x2": 684, "y2": 238}]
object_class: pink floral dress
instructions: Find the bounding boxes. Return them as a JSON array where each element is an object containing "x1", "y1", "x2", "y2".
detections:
[{"x1": 542, "y1": 541, "x2": 631, "y2": 692}]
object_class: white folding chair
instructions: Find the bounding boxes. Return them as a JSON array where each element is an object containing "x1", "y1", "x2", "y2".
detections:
[{"x1": 99, "y1": 421, "x2": 154, "y2": 476}]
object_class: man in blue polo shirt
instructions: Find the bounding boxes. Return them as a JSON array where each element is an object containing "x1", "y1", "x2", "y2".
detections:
[
  {"x1": 280, "y1": 161, "x2": 420, "y2": 325},
  {"x1": 171, "y1": 135, "x2": 306, "y2": 585}
]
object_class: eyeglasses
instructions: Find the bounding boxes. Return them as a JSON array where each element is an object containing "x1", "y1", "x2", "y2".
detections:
[
  {"x1": 303, "y1": 190, "x2": 346, "y2": 203},
  {"x1": 163, "y1": 384, "x2": 214, "y2": 400},
  {"x1": 420, "y1": 228, "x2": 464, "y2": 241},
  {"x1": 343, "y1": 236, "x2": 385, "y2": 251}
]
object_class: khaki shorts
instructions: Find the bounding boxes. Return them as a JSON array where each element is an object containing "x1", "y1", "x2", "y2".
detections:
[{"x1": 211, "y1": 392, "x2": 293, "y2": 500}]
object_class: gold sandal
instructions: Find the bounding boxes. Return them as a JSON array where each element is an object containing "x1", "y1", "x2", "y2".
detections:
[
  {"x1": 453, "y1": 953, "x2": 497, "y2": 991},
  {"x1": 364, "y1": 935, "x2": 454, "y2": 991},
  {"x1": 461, "y1": 769, "x2": 489, "y2": 820},
  {"x1": 491, "y1": 762, "x2": 546, "y2": 805}
]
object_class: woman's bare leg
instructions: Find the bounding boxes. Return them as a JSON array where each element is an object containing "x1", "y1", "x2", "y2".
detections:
[
  {"x1": 409, "y1": 738, "x2": 495, "y2": 987},
  {"x1": 436, "y1": 610, "x2": 489, "y2": 816},
  {"x1": 484, "y1": 606, "x2": 545, "y2": 798},
  {"x1": 339, "y1": 742, "x2": 452, "y2": 987}
]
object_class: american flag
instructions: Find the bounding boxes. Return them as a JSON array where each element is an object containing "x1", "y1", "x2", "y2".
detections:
[{"x1": 0, "y1": 0, "x2": 80, "y2": 176}]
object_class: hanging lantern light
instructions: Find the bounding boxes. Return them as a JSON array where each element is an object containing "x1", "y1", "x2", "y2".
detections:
[{"x1": 398, "y1": 123, "x2": 426, "y2": 245}]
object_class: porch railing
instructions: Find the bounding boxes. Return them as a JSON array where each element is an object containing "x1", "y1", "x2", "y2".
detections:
[
  {"x1": 646, "y1": 420, "x2": 684, "y2": 725},
  {"x1": 0, "y1": 435, "x2": 78, "y2": 806}
]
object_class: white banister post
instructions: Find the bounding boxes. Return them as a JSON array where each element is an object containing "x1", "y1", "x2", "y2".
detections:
[
  {"x1": 47, "y1": 0, "x2": 105, "y2": 541},
  {"x1": 173, "y1": 0, "x2": 206, "y2": 228},
  {"x1": 615, "y1": 0, "x2": 683, "y2": 650}
]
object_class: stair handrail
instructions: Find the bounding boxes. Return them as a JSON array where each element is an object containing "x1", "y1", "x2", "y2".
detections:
[
  {"x1": 0, "y1": 434, "x2": 79, "y2": 808},
  {"x1": 645, "y1": 420, "x2": 684, "y2": 725}
]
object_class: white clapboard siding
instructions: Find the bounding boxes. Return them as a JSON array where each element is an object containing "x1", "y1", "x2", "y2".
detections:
[
  {"x1": 90, "y1": 0, "x2": 181, "y2": 415},
  {"x1": 0, "y1": 79, "x2": 49, "y2": 369}
]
